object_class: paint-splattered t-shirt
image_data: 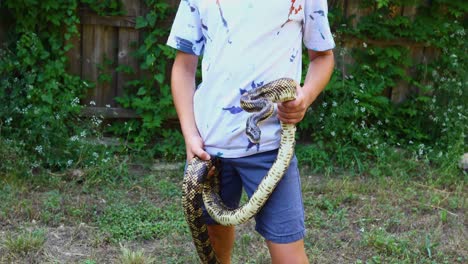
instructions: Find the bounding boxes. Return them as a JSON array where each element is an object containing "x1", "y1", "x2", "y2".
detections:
[{"x1": 167, "y1": 0, "x2": 335, "y2": 158}]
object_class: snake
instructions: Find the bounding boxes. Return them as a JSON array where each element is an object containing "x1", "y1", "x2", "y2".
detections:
[{"x1": 182, "y1": 78, "x2": 297, "y2": 263}]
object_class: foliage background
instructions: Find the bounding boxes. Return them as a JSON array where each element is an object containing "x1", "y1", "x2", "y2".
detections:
[{"x1": 0, "y1": 0, "x2": 466, "y2": 182}]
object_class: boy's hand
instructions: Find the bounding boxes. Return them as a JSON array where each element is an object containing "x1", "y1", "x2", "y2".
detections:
[
  {"x1": 185, "y1": 134, "x2": 211, "y2": 162},
  {"x1": 277, "y1": 85, "x2": 310, "y2": 125}
]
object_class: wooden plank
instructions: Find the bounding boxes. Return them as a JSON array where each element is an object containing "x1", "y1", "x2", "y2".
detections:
[
  {"x1": 81, "y1": 24, "x2": 98, "y2": 106},
  {"x1": 0, "y1": 7, "x2": 12, "y2": 46},
  {"x1": 346, "y1": 1, "x2": 373, "y2": 28},
  {"x1": 81, "y1": 107, "x2": 139, "y2": 119},
  {"x1": 402, "y1": 5, "x2": 418, "y2": 20},
  {"x1": 121, "y1": 0, "x2": 140, "y2": 17},
  {"x1": 80, "y1": 13, "x2": 136, "y2": 28},
  {"x1": 117, "y1": 28, "x2": 140, "y2": 99},
  {"x1": 82, "y1": 24, "x2": 118, "y2": 107},
  {"x1": 65, "y1": 23, "x2": 82, "y2": 77}
]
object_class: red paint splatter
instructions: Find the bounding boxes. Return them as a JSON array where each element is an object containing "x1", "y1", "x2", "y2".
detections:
[{"x1": 279, "y1": 0, "x2": 303, "y2": 33}]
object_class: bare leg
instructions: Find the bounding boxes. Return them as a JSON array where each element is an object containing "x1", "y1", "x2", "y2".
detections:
[
  {"x1": 266, "y1": 239, "x2": 309, "y2": 264},
  {"x1": 207, "y1": 225, "x2": 235, "y2": 264}
]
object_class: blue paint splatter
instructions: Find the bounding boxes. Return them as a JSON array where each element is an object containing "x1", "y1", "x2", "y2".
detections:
[
  {"x1": 216, "y1": 152, "x2": 224, "y2": 157},
  {"x1": 314, "y1": 10, "x2": 325, "y2": 17},
  {"x1": 290, "y1": 49, "x2": 299, "y2": 62},
  {"x1": 223, "y1": 106, "x2": 243, "y2": 114},
  {"x1": 231, "y1": 127, "x2": 241, "y2": 133},
  {"x1": 309, "y1": 14, "x2": 314, "y2": 20},
  {"x1": 216, "y1": 0, "x2": 232, "y2": 44},
  {"x1": 240, "y1": 80, "x2": 264, "y2": 95},
  {"x1": 183, "y1": 0, "x2": 196, "y2": 12},
  {"x1": 201, "y1": 20, "x2": 212, "y2": 42},
  {"x1": 252, "y1": 81, "x2": 264, "y2": 89},
  {"x1": 320, "y1": 31, "x2": 325, "y2": 40},
  {"x1": 195, "y1": 35, "x2": 205, "y2": 44}
]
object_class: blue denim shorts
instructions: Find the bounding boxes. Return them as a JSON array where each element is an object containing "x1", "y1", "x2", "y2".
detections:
[{"x1": 201, "y1": 149, "x2": 305, "y2": 244}]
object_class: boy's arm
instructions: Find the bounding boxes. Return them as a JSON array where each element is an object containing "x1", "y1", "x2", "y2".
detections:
[
  {"x1": 171, "y1": 51, "x2": 211, "y2": 161},
  {"x1": 277, "y1": 49, "x2": 335, "y2": 124}
]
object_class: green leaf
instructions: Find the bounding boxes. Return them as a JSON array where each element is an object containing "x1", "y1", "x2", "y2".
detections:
[{"x1": 135, "y1": 16, "x2": 148, "y2": 29}]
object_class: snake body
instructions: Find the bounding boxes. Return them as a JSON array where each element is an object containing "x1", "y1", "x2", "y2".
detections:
[{"x1": 182, "y1": 78, "x2": 297, "y2": 263}]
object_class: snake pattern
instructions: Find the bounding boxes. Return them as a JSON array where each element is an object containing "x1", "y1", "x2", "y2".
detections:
[{"x1": 182, "y1": 78, "x2": 297, "y2": 263}]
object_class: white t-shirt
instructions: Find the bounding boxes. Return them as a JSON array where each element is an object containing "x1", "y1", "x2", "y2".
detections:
[{"x1": 167, "y1": 0, "x2": 335, "y2": 158}]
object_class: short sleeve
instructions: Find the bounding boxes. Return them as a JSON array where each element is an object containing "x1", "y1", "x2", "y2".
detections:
[
  {"x1": 166, "y1": 0, "x2": 205, "y2": 56},
  {"x1": 303, "y1": 0, "x2": 335, "y2": 51}
]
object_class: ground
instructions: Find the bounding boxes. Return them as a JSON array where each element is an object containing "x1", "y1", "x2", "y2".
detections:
[{"x1": 0, "y1": 161, "x2": 466, "y2": 264}]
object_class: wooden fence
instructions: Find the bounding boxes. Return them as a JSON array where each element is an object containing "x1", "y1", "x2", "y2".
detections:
[{"x1": 1, "y1": 0, "x2": 441, "y2": 118}]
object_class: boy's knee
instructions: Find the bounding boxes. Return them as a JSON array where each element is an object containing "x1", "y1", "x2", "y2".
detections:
[{"x1": 267, "y1": 239, "x2": 309, "y2": 264}]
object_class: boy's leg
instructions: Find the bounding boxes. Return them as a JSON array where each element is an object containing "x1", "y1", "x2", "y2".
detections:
[
  {"x1": 266, "y1": 239, "x2": 309, "y2": 264},
  {"x1": 234, "y1": 150, "x2": 308, "y2": 262},
  {"x1": 201, "y1": 158, "x2": 242, "y2": 263},
  {"x1": 208, "y1": 225, "x2": 235, "y2": 264}
]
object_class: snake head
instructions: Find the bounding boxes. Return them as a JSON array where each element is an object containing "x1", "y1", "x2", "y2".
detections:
[{"x1": 246, "y1": 125, "x2": 261, "y2": 144}]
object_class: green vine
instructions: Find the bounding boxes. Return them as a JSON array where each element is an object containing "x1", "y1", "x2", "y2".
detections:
[
  {"x1": 0, "y1": 0, "x2": 118, "y2": 175},
  {"x1": 109, "y1": 0, "x2": 184, "y2": 159},
  {"x1": 302, "y1": 0, "x2": 467, "y2": 178}
]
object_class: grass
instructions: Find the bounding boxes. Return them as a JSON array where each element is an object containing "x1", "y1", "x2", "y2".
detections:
[
  {"x1": 0, "y1": 155, "x2": 466, "y2": 263},
  {"x1": 1, "y1": 229, "x2": 46, "y2": 262},
  {"x1": 118, "y1": 244, "x2": 155, "y2": 264}
]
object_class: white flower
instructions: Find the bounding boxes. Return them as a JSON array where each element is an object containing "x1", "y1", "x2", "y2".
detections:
[
  {"x1": 80, "y1": 131, "x2": 87, "y2": 138},
  {"x1": 35, "y1": 145, "x2": 43, "y2": 154},
  {"x1": 70, "y1": 136, "x2": 79, "y2": 142},
  {"x1": 360, "y1": 107, "x2": 366, "y2": 113},
  {"x1": 5, "y1": 117, "x2": 12, "y2": 125},
  {"x1": 377, "y1": 120, "x2": 383, "y2": 126},
  {"x1": 362, "y1": 42, "x2": 367, "y2": 48},
  {"x1": 331, "y1": 113, "x2": 337, "y2": 118},
  {"x1": 67, "y1": 160, "x2": 73, "y2": 166},
  {"x1": 360, "y1": 83, "x2": 365, "y2": 89},
  {"x1": 332, "y1": 101, "x2": 337, "y2": 107},
  {"x1": 92, "y1": 152, "x2": 99, "y2": 159},
  {"x1": 354, "y1": 99, "x2": 360, "y2": 104},
  {"x1": 106, "y1": 104, "x2": 111, "y2": 108},
  {"x1": 89, "y1": 101, "x2": 96, "y2": 106},
  {"x1": 331, "y1": 131, "x2": 336, "y2": 137},
  {"x1": 71, "y1": 97, "x2": 80, "y2": 106}
]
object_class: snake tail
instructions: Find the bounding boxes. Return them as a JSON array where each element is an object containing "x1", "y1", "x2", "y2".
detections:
[{"x1": 182, "y1": 157, "x2": 220, "y2": 264}]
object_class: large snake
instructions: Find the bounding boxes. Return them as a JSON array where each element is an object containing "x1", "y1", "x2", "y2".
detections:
[{"x1": 182, "y1": 78, "x2": 297, "y2": 263}]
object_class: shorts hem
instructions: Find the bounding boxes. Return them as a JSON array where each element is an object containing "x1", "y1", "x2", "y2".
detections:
[{"x1": 256, "y1": 228, "x2": 306, "y2": 244}]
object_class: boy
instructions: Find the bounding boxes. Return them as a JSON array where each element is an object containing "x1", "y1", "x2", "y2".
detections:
[{"x1": 167, "y1": 1, "x2": 335, "y2": 263}]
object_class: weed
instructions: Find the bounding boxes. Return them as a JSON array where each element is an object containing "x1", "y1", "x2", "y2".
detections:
[
  {"x1": 3, "y1": 229, "x2": 46, "y2": 256},
  {"x1": 118, "y1": 244, "x2": 155, "y2": 264}
]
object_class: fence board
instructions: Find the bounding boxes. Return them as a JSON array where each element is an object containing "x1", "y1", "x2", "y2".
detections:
[
  {"x1": 117, "y1": 28, "x2": 140, "y2": 99},
  {"x1": 66, "y1": 23, "x2": 82, "y2": 77},
  {"x1": 122, "y1": 0, "x2": 140, "y2": 16},
  {"x1": 82, "y1": 24, "x2": 118, "y2": 107}
]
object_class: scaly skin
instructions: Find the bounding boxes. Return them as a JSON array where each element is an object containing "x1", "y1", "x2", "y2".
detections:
[{"x1": 182, "y1": 78, "x2": 297, "y2": 263}]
